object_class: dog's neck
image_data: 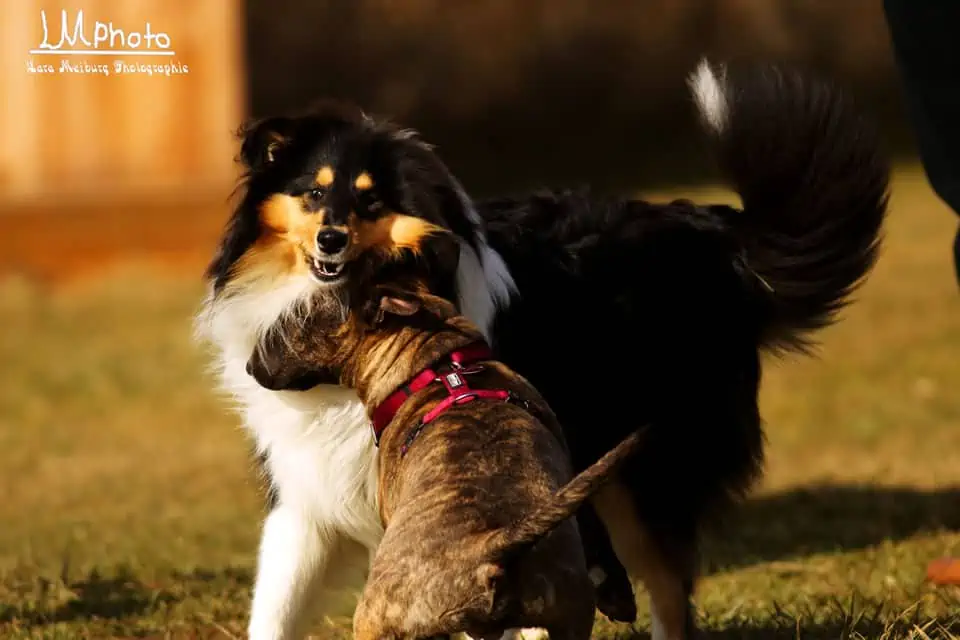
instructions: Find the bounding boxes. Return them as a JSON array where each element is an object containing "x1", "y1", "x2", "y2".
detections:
[{"x1": 341, "y1": 318, "x2": 484, "y2": 417}]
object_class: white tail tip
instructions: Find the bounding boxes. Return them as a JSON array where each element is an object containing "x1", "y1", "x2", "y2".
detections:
[{"x1": 688, "y1": 58, "x2": 728, "y2": 135}]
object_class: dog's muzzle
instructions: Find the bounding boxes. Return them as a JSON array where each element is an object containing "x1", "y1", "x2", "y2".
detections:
[{"x1": 311, "y1": 227, "x2": 350, "y2": 282}]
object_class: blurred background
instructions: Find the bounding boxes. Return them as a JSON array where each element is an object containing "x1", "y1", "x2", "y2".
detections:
[
  {"x1": 0, "y1": 0, "x2": 920, "y2": 281},
  {"x1": 245, "y1": 0, "x2": 905, "y2": 192},
  {"x1": 0, "y1": 0, "x2": 909, "y2": 203},
  {"x1": 1, "y1": 1, "x2": 958, "y2": 638}
]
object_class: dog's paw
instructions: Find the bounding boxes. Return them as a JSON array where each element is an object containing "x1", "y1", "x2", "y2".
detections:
[{"x1": 589, "y1": 564, "x2": 638, "y2": 623}]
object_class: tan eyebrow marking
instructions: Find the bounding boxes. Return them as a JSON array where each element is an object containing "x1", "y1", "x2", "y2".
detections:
[
  {"x1": 316, "y1": 166, "x2": 335, "y2": 187},
  {"x1": 354, "y1": 171, "x2": 374, "y2": 191}
]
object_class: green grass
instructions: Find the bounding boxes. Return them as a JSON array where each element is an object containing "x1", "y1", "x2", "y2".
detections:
[{"x1": 2, "y1": 166, "x2": 959, "y2": 638}]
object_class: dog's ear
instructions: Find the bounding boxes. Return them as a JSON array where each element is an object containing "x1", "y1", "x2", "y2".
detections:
[
  {"x1": 377, "y1": 286, "x2": 423, "y2": 319},
  {"x1": 361, "y1": 286, "x2": 424, "y2": 326},
  {"x1": 237, "y1": 116, "x2": 296, "y2": 171},
  {"x1": 380, "y1": 295, "x2": 421, "y2": 317}
]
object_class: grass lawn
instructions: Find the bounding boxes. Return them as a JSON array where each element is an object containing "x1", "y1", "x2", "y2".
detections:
[{"x1": 1, "y1": 166, "x2": 958, "y2": 638}]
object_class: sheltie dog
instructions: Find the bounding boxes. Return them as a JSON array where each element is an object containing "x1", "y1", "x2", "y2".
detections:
[{"x1": 196, "y1": 59, "x2": 889, "y2": 640}]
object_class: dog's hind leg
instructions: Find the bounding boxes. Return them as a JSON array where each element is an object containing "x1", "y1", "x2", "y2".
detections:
[
  {"x1": 593, "y1": 482, "x2": 697, "y2": 640},
  {"x1": 248, "y1": 505, "x2": 339, "y2": 640},
  {"x1": 577, "y1": 503, "x2": 637, "y2": 622}
]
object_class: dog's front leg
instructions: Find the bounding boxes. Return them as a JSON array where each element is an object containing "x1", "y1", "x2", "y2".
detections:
[{"x1": 248, "y1": 505, "x2": 334, "y2": 640}]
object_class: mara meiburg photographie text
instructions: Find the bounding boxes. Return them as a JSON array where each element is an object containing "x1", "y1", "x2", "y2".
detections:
[{"x1": 24, "y1": 9, "x2": 189, "y2": 76}]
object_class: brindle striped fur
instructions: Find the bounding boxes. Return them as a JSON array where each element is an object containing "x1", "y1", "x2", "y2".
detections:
[{"x1": 247, "y1": 279, "x2": 644, "y2": 639}]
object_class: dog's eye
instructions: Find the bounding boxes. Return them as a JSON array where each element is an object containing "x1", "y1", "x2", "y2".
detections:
[{"x1": 308, "y1": 187, "x2": 326, "y2": 200}]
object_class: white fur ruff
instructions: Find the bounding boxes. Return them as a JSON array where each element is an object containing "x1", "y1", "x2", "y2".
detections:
[
  {"x1": 196, "y1": 232, "x2": 517, "y2": 639},
  {"x1": 689, "y1": 58, "x2": 728, "y2": 135}
]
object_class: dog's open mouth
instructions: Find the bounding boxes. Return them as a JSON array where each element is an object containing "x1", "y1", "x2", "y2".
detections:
[{"x1": 310, "y1": 258, "x2": 347, "y2": 283}]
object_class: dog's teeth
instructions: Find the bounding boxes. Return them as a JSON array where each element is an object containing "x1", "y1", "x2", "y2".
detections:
[{"x1": 314, "y1": 260, "x2": 344, "y2": 278}]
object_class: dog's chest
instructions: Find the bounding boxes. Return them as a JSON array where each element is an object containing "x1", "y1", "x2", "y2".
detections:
[{"x1": 221, "y1": 350, "x2": 384, "y2": 548}]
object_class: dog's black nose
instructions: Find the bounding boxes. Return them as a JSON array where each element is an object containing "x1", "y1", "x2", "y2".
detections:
[{"x1": 316, "y1": 228, "x2": 349, "y2": 255}]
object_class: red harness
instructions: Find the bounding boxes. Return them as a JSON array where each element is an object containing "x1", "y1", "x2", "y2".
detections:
[{"x1": 370, "y1": 341, "x2": 515, "y2": 454}]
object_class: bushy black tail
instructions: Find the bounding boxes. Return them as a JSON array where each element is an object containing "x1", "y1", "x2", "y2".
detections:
[
  {"x1": 689, "y1": 59, "x2": 891, "y2": 353},
  {"x1": 490, "y1": 428, "x2": 647, "y2": 561}
]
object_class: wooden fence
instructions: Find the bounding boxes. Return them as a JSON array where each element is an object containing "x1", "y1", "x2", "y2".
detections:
[{"x1": 0, "y1": 0, "x2": 244, "y2": 204}]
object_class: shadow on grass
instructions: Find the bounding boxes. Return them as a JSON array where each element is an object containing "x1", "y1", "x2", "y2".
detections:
[
  {"x1": 0, "y1": 566, "x2": 255, "y2": 627},
  {"x1": 0, "y1": 569, "x2": 181, "y2": 627},
  {"x1": 607, "y1": 598, "x2": 960, "y2": 640},
  {"x1": 702, "y1": 484, "x2": 960, "y2": 574},
  {"x1": 696, "y1": 619, "x2": 956, "y2": 640}
]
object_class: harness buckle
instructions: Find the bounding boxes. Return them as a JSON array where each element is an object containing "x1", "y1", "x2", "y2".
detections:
[{"x1": 444, "y1": 372, "x2": 465, "y2": 389}]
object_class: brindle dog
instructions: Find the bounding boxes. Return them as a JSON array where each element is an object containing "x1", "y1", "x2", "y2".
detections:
[{"x1": 247, "y1": 277, "x2": 645, "y2": 640}]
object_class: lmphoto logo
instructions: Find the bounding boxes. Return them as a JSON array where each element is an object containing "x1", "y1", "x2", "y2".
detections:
[{"x1": 25, "y1": 9, "x2": 190, "y2": 77}]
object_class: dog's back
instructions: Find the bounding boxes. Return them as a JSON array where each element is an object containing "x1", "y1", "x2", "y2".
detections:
[
  {"x1": 356, "y1": 363, "x2": 597, "y2": 638},
  {"x1": 356, "y1": 358, "x2": 645, "y2": 639}
]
